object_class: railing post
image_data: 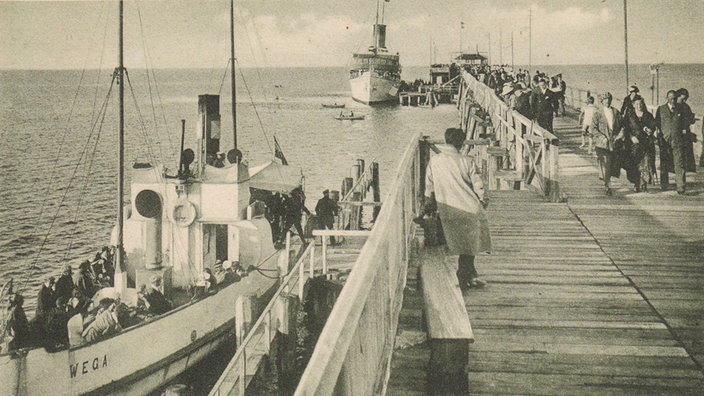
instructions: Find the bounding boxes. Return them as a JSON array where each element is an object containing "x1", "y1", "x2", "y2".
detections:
[
  {"x1": 239, "y1": 349, "x2": 246, "y2": 395},
  {"x1": 322, "y1": 235, "x2": 328, "y2": 275},
  {"x1": 298, "y1": 250, "x2": 305, "y2": 298},
  {"x1": 235, "y1": 293, "x2": 257, "y2": 347},
  {"x1": 309, "y1": 242, "x2": 315, "y2": 277},
  {"x1": 278, "y1": 293, "x2": 300, "y2": 394},
  {"x1": 549, "y1": 140, "x2": 561, "y2": 202}
]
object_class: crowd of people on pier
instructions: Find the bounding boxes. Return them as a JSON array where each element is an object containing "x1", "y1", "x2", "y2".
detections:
[
  {"x1": 577, "y1": 87, "x2": 697, "y2": 195},
  {"x1": 466, "y1": 65, "x2": 699, "y2": 195}
]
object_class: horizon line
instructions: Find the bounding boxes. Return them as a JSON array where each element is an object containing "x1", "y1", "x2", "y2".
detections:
[{"x1": 1, "y1": 61, "x2": 703, "y2": 72}]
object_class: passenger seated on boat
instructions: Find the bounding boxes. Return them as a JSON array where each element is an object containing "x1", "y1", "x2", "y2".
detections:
[
  {"x1": 188, "y1": 272, "x2": 212, "y2": 301},
  {"x1": 55, "y1": 264, "x2": 74, "y2": 302},
  {"x1": 90, "y1": 252, "x2": 112, "y2": 287},
  {"x1": 143, "y1": 276, "x2": 172, "y2": 316},
  {"x1": 82, "y1": 298, "x2": 122, "y2": 343},
  {"x1": 204, "y1": 268, "x2": 217, "y2": 289},
  {"x1": 67, "y1": 300, "x2": 87, "y2": 348},
  {"x1": 44, "y1": 296, "x2": 75, "y2": 349},
  {"x1": 216, "y1": 260, "x2": 242, "y2": 285},
  {"x1": 4, "y1": 293, "x2": 30, "y2": 351},
  {"x1": 73, "y1": 260, "x2": 100, "y2": 301}
]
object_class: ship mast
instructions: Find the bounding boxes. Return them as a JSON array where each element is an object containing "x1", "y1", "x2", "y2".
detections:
[
  {"x1": 230, "y1": 0, "x2": 237, "y2": 150},
  {"x1": 115, "y1": 0, "x2": 127, "y2": 293},
  {"x1": 373, "y1": 0, "x2": 380, "y2": 47}
]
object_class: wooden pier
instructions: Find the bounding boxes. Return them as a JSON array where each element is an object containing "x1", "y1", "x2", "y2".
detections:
[
  {"x1": 210, "y1": 72, "x2": 703, "y2": 395},
  {"x1": 387, "y1": 84, "x2": 704, "y2": 394}
]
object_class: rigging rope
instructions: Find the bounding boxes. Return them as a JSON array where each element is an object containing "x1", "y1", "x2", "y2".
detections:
[
  {"x1": 63, "y1": 89, "x2": 114, "y2": 262},
  {"x1": 135, "y1": 1, "x2": 171, "y2": 165},
  {"x1": 20, "y1": 76, "x2": 117, "y2": 294},
  {"x1": 125, "y1": 71, "x2": 159, "y2": 165},
  {"x1": 236, "y1": 59, "x2": 273, "y2": 155}
]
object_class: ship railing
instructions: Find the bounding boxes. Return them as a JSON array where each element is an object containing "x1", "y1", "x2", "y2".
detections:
[
  {"x1": 294, "y1": 133, "x2": 421, "y2": 395},
  {"x1": 458, "y1": 70, "x2": 561, "y2": 201},
  {"x1": 209, "y1": 233, "x2": 319, "y2": 396}
]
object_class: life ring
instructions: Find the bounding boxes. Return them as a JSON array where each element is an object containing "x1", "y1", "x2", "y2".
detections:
[{"x1": 171, "y1": 200, "x2": 197, "y2": 227}]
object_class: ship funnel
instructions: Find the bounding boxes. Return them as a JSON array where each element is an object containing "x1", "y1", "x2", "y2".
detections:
[
  {"x1": 374, "y1": 24, "x2": 386, "y2": 49},
  {"x1": 134, "y1": 189, "x2": 162, "y2": 269},
  {"x1": 198, "y1": 95, "x2": 221, "y2": 174}
]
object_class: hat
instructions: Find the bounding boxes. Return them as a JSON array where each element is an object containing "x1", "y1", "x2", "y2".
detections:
[
  {"x1": 323, "y1": 189, "x2": 330, "y2": 194},
  {"x1": 676, "y1": 88, "x2": 689, "y2": 98},
  {"x1": 501, "y1": 85, "x2": 514, "y2": 96},
  {"x1": 629, "y1": 85, "x2": 639, "y2": 93}
]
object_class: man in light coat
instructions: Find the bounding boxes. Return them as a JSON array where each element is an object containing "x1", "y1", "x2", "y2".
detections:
[
  {"x1": 424, "y1": 128, "x2": 492, "y2": 290},
  {"x1": 591, "y1": 92, "x2": 623, "y2": 195}
]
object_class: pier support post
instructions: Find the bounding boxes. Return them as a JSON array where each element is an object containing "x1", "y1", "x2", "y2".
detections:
[
  {"x1": 428, "y1": 341, "x2": 469, "y2": 395},
  {"x1": 276, "y1": 293, "x2": 300, "y2": 396},
  {"x1": 371, "y1": 162, "x2": 381, "y2": 222},
  {"x1": 419, "y1": 137, "x2": 431, "y2": 207}
]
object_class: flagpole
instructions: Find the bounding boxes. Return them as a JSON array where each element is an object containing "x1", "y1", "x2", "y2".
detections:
[{"x1": 623, "y1": 0, "x2": 629, "y2": 90}]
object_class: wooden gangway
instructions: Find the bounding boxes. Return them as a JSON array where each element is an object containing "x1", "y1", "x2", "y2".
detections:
[{"x1": 387, "y1": 102, "x2": 704, "y2": 394}]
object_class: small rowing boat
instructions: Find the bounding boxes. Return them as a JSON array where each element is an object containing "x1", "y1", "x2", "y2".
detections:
[
  {"x1": 322, "y1": 103, "x2": 346, "y2": 109},
  {"x1": 335, "y1": 111, "x2": 365, "y2": 121}
]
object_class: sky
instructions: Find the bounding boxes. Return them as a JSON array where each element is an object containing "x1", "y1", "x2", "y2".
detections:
[{"x1": 1, "y1": 0, "x2": 703, "y2": 70}]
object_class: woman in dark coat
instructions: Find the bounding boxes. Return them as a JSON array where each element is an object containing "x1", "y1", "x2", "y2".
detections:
[
  {"x1": 676, "y1": 88, "x2": 697, "y2": 172},
  {"x1": 627, "y1": 98, "x2": 658, "y2": 191}
]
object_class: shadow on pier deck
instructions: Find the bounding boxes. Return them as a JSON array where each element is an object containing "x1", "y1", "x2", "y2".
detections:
[{"x1": 388, "y1": 112, "x2": 704, "y2": 394}]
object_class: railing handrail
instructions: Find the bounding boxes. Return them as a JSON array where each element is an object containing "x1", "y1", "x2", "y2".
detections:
[
  {"x1": 459, "y1": 70, "x2": 561, "y2": 201},
  {"x1": 294, "y1": 132, "x2": 420, "y2": 395}
]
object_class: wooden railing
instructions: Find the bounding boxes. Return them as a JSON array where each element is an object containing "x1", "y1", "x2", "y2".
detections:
[
  {"x1": 294, "y1": 133, "x2": 421, "y2": 395},
  {"x1": 458, "y1": 71, "x2": 561, "y2": 202}
]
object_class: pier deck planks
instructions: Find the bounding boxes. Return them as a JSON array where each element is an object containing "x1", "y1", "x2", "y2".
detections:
[{"x1": 387, "y1": 111, "x2": 704, "y2": 394}]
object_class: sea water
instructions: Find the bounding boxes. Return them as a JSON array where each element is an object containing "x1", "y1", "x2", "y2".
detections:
[{"x1": 1, "y1": 64, "x2": 702, "y2": 311}]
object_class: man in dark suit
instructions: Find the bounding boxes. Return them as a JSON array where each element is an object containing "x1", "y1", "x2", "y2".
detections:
[
  {"x1": 655, "y1": 90, "x2": 685, "y2": 194},
  {"x1": 530, "y1": 79, "x2": 555, "y2": 132},
  {"x1": 315, "y1": 189, "x2": 339, "y2": 245}
]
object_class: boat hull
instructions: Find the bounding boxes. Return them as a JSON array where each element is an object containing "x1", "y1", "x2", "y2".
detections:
[
  {"x1": 0, "y1": 259, "x2": 279, "y2": 396},
  {"x1": 349, "y1": 72, "x2": 399, "y2": 105}
]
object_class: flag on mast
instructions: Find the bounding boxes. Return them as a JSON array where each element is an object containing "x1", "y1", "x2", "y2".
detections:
[{"x1": 273, "y1": 136, "x2": 288, "y2": 165}]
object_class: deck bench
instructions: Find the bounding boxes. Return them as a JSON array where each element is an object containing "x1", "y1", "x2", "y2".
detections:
[{"x1": 419, "y1": 245, "x2": 474, "y2": 395}]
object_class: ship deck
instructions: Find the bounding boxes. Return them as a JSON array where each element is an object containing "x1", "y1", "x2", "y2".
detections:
[{"x1": 387, "y1": 110, "x2": 704, "y2": 394}]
